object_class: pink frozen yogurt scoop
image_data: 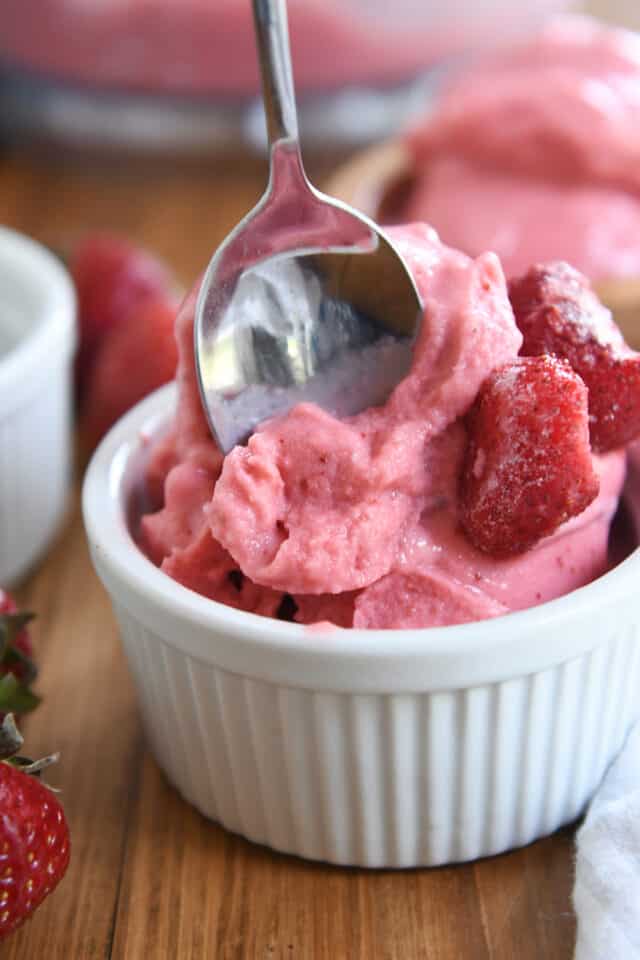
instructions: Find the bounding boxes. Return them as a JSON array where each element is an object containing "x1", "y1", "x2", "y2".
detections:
[
  {"x1": 404, "y1": 16, "x2": 640, "y2": 283},
  {"x1": 137, "y1": 223, "x2": 638, "y2": 629}
]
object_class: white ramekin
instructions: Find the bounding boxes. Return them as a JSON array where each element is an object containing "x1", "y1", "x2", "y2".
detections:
[
  {"x1": 83, "y1": 384, "x2": 640, "y2": 868},
  {"x1": 0, "y1": 226, "x2": 77, "y2": 585}
]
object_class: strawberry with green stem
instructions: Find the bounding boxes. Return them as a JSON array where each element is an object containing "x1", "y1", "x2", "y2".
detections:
[
  {"x1": 71, "y1": 232, "x2": 176, "y2": 402},
  {"x1": 0, "y1": 714, "x2": 70, "y2": 939}
]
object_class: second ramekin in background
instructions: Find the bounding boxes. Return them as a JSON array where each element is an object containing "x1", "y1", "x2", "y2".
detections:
[{"x1": 0, "y1": 226, "x2": 76, "y2": 584}]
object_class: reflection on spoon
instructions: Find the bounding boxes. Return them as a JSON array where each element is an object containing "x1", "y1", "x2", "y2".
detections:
[{"x1": 200, "y1": 253, "x2": 413, "y2": 446}]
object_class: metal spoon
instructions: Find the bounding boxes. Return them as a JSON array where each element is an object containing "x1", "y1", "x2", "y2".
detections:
[{"x1": 194, "y1": 0, "x2": 423, "y2": 454}]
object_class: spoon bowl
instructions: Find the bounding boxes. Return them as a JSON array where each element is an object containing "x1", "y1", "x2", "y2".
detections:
[{"x1": 195, "y1": 0, "x2": 422, "y2": 453}]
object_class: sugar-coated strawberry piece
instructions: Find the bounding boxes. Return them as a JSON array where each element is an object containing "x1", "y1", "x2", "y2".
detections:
[
  {"x1": 81, "y1": 295, "x2": 179, "y2": 449},
  {"x1": 460, "y1": 356, "x2": 599, "y2": 556},
  {"x1": 508, "y1": 262, "x2": 640, "y2": 452},
  {"x1": 71, "y1": 233, "x2": 175, "y2": 399}
]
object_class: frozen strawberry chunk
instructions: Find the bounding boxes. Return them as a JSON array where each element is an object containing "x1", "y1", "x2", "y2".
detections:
[
  {"x1": 508, "y1": 262, "x2": 640, "y2": 452},
  {"x1": 460, "y1": 356, "x2": 599, "y2": 556}
]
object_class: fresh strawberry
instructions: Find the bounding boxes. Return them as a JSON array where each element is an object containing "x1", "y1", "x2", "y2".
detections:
[
  {"x1": 460, "y1": 356, "x2": 599, "y2": 556},
  {"x1": 0, "y1": 592, "x2": 39, "y2": 720},
  {"x1": 508, "y1": 262, "x2": 640, "y2": 453},
  {"x1": 0, "y1": 715, "x2": 70, "y2": 940},
  {"x1": 71, "y1": 233, "x2": 175, "y2": 400},
  {"x1": 81, "y1": 294, "x2": 179, "y2": 449}
]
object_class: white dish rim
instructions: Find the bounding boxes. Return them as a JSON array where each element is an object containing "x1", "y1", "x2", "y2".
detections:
[{"x1": 0, "y1": 225, "x2": 76, "y2": 410}]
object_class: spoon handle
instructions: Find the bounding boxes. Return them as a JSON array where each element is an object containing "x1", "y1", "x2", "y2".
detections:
[{"x1": 252, "y1": 0, "x2": 299, "y2": 147}]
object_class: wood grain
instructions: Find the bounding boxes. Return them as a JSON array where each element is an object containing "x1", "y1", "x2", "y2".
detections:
[{"x1": 0, "y1": 148, "x2": 577, "y2": 959}]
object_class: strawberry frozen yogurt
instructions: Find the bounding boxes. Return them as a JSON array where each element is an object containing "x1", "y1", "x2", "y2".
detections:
[
  {"x1": 137, "y1": 224, "x2": 635, "y2": 629},
  {"x1": 403, "y1": 17, "x2": 640, "y2": 282}
]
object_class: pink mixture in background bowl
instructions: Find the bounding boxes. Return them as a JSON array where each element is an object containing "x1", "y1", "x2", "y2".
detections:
[
  {"x1": 0, "y1": 1, "x2": 573, "y2": 153},
  {"x1": 404, "y1": 16, "x2": 640, "y2": 282},
  {"x1": 1, "y1": 0, "x2": 571, "y2": 99}
]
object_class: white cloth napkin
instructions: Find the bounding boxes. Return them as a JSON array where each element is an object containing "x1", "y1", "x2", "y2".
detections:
[{"x1": 573, "y1": 721, "x2": 640, "y2": 960}]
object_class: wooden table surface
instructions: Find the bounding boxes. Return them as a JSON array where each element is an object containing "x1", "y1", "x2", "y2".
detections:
[{"x1": 1, "y1": 147, "x2": 577, "y2": 959}]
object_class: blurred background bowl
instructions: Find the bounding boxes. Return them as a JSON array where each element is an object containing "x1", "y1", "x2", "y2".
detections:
[
  {"x1": 0, "y1": 227, "x2": 76, "y2": 585},
  {"x1": 0, "y1": 0, "x2": 573, "y2": 156}
]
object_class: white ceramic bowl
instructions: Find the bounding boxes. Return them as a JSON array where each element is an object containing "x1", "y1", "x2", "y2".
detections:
[
  {"x1": 0, "y1": 226, "x2": 76, "y2": 585},
  {"x1": 84, "y1": 384, "x2": 640, "y2": 868}
]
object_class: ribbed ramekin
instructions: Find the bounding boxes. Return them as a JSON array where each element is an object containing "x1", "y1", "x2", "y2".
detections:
[
  {"x1": 83, "y1": 384, "x2": 640, "y2": 868},
  {"x1": 0, "y1": 226, "x2": 76, "y2": 585}
]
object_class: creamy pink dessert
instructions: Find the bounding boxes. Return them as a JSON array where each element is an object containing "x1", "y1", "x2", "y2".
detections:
[
  {"x1": 404, "y1": 17, "x2": 640, "y2": 282},
  {"x1": 137, "y1": 224, "x2": 635, "y2": 630}
]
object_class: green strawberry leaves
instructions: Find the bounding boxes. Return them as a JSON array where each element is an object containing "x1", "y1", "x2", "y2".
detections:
[
  {"x1": 0, "y1": 674, "x2": 41, "y2": 715},
  {"x1": 0, "y1": 610, "x2": 40, "y2": 715},
  {"x1": 0, "y1": 610, "x2": 34, "y2": 638}
]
